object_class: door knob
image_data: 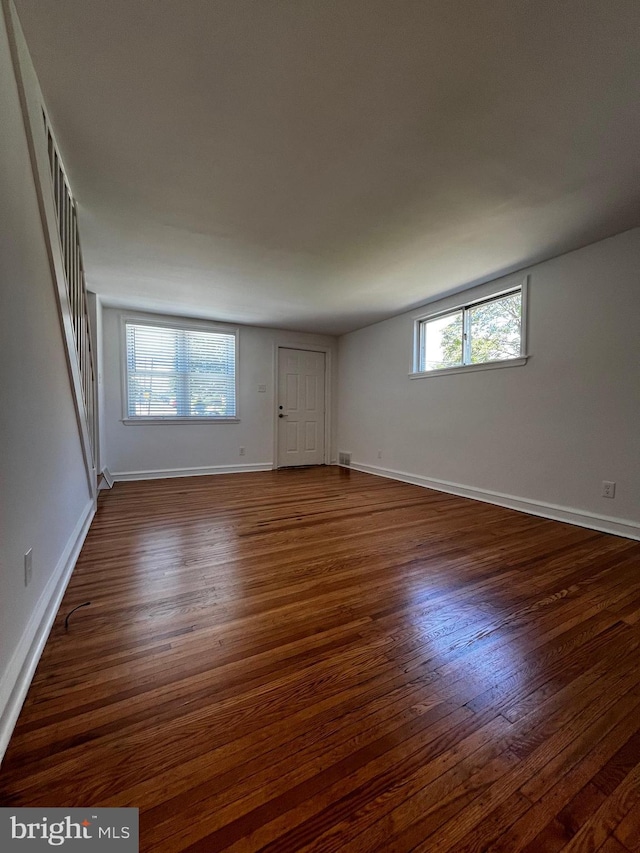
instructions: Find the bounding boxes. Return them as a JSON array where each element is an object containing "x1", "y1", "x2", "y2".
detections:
[{"x1": 278, "y1": 413, "x2": 287, "y2": 418}]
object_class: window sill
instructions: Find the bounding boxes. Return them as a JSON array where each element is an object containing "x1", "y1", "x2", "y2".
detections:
[
  {"x1": 121, "y1": 417, "x2": 240, "y2": 425},
  {"x1": 409, "y1": 355, "x2": 528, "y2": 379}
]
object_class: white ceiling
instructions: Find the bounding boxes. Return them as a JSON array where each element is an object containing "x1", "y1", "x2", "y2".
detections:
[{"x1": 14, "y1": 0, "x2": 640, "y2": 335}]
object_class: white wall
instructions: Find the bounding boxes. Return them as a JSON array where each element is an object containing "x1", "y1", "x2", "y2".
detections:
[
  {"x1": 0, "y1": 0, "x2": 92, "y2": 757},
  {"x1": 102, "y1": 307, "x2": 338, "y2": 477},
  {"x1": 338, "y1": 228, "x2": 640, "y2": 538}
]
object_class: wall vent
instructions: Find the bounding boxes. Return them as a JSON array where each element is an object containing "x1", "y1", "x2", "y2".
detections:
[{"x1": 338, "y1": 451, "x2": 352, "y2": 467}]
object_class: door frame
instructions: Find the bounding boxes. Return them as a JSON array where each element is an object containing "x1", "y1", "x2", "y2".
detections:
[{"x1": 272, "y1": 343, "x2": 332, "y2": 469}]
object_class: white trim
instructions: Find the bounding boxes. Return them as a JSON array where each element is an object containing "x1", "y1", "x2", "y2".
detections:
[
  {"x1": 412, "y1": 278, "x2": 527, "y2": 324},
  {"x1": 0, "y1": 498, "x2": 96, "y2": 764},
  {"x1": 412, "y1": 275, "x2": 528, "y2": 374},
  {"x1": 112, "y1": 463, "x2": 273, "y2": 481},
  {"x1": 409, "y1": 356, "x2": 529, "y2": 379},
  {"x1": 273, "y1": 343, "x2": 333, "y2": 470},
  {"x1": 348, "y1": 462, "x2": 640, "y2": 541},
  {"x1": 4, "y1": 0, "x2": 97, "y2": 500},
  {"x1": 98, "y1": 467, "x2": 114, "y2": 490},
  {"x1": 121, "y1": 417, "x2": 240, "y2": 425},
  {"x1": 119, "y1": 313, "x2": 240, "y2": 422}
]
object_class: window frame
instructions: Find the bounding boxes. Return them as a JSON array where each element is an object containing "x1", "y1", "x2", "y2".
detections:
[
  {"x1": 410, "y1": 276, "x2": 529, "y2": 379},
  {"x1": 120, "y1": 313, "x2": 240, "y2": 424}
]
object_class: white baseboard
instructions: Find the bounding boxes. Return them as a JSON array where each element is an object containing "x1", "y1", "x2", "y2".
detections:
[
  {"x1": 112, "y1": 463, "x2": 273, "y2": 482},
  {"x1": 99, "y1": 467, "x2": 114, "y2": 489},
  {"x1": 349, "y1": 462, "x2": 640, "y2": 541},
  {"x1": 0, "y1": 498, "x2": 96, "y2": 764}
]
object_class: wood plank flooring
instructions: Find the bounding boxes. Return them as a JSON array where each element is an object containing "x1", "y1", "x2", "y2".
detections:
[{"x1": 1, "y1": 467, "x2": 639, "y2": 851}]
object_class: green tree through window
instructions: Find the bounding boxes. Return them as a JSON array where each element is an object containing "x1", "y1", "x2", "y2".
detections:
[{"x1": 418, "y1": 287, "x2": 524, "y2": 372}]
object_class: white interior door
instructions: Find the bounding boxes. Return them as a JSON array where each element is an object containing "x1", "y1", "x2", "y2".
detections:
[{"x1": 277, "y1": 348, "x2": 326, "y2": 467}]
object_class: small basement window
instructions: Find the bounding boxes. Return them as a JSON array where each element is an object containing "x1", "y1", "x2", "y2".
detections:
[
  {"x1": 413, "y1": 281, "x2": 527, "y2": 377},
  {"x1": 123, "y1": 318, "x2": 238, "y2": 422}
]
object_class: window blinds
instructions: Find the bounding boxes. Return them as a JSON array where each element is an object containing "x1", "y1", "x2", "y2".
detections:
[{"x1": 125, "y1": 322, "x2": 236, "y2": 418}]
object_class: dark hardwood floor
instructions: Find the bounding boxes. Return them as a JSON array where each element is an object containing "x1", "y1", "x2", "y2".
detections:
[{"x1": 1, "y1": 467, "x2": 639, "y2": 851}]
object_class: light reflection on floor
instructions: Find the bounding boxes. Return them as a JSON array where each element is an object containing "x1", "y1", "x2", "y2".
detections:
[{"x1": 387, "y1": 579, "x2": 527, "y2": 691}]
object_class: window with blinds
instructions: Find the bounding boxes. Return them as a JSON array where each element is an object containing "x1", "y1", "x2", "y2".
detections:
[{"x1": 124, "y1": 321, "x2": 237, "y2": 420}]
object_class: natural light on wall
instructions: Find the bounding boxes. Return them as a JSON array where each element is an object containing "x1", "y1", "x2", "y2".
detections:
[{"x1": 124, "y1": 320, "x2": 237, "y2": 420}]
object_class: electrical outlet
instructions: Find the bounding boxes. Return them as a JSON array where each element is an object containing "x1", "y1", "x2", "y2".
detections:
[
  {"x1": 239, "y1": 447, "x2": 246, "y2": 456},
  {"x1": 377, "y1": 449, "x2": 383, "y2": 459},
  {"x1": 602, "y1": 481, "x2": 616, "y2": 499},
  {"x1": 24, "y1": 549, "x2": 32, "y2": 587}
]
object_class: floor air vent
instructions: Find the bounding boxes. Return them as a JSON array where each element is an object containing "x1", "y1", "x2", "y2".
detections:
[{"x1": 338, "y1": 451, "x2": 352, "y2": 467}]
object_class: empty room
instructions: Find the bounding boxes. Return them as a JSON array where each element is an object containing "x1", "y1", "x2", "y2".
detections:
[{"x1": 1, "y1": 0, "x2": 640, "y2": 850}]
